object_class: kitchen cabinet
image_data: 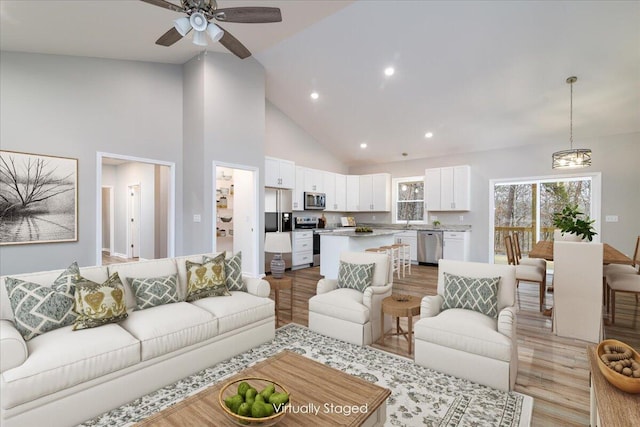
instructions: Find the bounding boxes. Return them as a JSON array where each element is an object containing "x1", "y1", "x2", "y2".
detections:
[
  {"x1": 303, "y1": 168, "x2": 324, "y2": 192},
  {"x1": 359, "y1": 173, "x2": 391, "y2": 211},
  {"x1": 265, "y1": 157, "x2": 295, "y2": 189},
  {"x1": 292, "y1": 231, "x2": 313, "y2": 268},
  {"x1": 346, "y1": 175, "x2": 360, "y2": 211},
  {"x1": 395, "y1": 230, "x2": 418, "y2": 262},
  {"x1": 293, "y1": 166, "x2": 305, "y2": 211},
  {"x1": 323, "y1": 172, "x2": 346, "y2": 212},
  {"x1": 425, "y1": 165, "x2": 470, "y2": 211},
  {"x1": 443, "y1": 231, "x2": 470, "y2": 261}
]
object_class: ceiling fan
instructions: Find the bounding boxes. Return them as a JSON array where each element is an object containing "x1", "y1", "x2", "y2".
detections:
[{"x1": 140, "y1": 0, "x2": 282, "y2": 59}]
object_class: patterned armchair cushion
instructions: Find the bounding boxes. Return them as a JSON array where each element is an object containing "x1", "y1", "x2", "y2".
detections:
[
  {"x1": 186, "y1": 253, "x2": 230, "y2": 302},
  {"x1": 203, "y1": 251, "x2": 245, "y2": 292},
  {"x1": 441, "y1": 272, "x2": 500, "y2": 318},
  {"x1": 73, "y1": 272, "x2": 128, "y2": 330},
  {"x1": 337, "y1": 262, "x2": 375, "y2": 292},
  {"x1": 128, "y1": 274, "x2": 180, "y2": 310},
  {"x1": 3, "y1": 262, "x2": 80, "y2": 341}
]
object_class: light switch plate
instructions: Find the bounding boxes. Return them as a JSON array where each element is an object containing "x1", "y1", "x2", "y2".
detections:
[
  {"x1": 193, "y1": 214, "x2": 201, "y2": 223},
  {"x1": 605, "y1": 215, "x2": 618, "y2": 222}
]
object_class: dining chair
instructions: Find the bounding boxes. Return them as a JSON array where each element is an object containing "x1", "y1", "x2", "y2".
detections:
[
  {"x1": 606, "y1": 273, "x2": 640, "y2": 324},
  {"x1": 505, "y1": 235, "x2": 546, "y2": 311},
  {"x1": 603, "y1": 236, "x2": 639, "y2": 308},
  {"x1": 512, "y1": 231, "x2": 547, "y2": 270}
]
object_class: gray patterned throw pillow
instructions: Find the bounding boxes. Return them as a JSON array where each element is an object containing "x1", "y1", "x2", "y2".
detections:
[
  {"x1": 441, "y1": 272, "x2": 501, "y2": 318},
  {"x1": 204, "y1": 252, "x2": 245, "y2": 292},
  {"x1": 4, "y1": 262, "x2": 80, "y2": 341},
  {"x1": 337, "y1": 262, "x2": 375, "y2": 292},
  {"x1": 128, "y1": 274, "x2": 180, "y2": 310}
]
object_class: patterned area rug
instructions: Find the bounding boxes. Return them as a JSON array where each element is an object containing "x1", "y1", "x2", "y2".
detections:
[{"x1": 81, "y1": 324, "x2": 532, "y2": 426}]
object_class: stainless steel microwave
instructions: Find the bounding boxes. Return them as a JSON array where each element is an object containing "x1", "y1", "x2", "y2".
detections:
[{"x1": 304, "y1": 192, "x2": 326, "y2": 210}]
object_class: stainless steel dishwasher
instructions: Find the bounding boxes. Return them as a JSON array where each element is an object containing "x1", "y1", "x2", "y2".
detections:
[{"x1": 418, "y1": 230, "x2": 443, "y2": 265}]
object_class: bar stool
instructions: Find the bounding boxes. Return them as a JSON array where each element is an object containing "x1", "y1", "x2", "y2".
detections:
[
  {"x1": 393, "y1": 243, "x2": 411, "y2": 277},
  {"x1": 380, "y1": 245, "x2": 400, "y2": 279}
]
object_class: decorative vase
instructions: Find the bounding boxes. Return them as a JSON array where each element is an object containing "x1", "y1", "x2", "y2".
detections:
[{"x1": 554, "y1": 229, "x2": 584, "y2": 242}]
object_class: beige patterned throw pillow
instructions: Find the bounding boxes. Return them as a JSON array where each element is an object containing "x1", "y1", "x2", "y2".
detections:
[
  {"x1": 73, "y1": 272, "x2": 128, "y2": 330},
  {"x1": 185, "y1": 253, "x2": 230, "y2": 302}
]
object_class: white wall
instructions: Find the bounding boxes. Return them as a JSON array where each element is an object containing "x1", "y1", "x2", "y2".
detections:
[
  {"x1": 0, "y1": 52, "x2": 183, "y2": 274},
  {"x1": 265, "y1": 101, "x2": 349, "y2": 174},
  {"x1": 349, "y1": 134, "x2": 640, "y2": 261}
]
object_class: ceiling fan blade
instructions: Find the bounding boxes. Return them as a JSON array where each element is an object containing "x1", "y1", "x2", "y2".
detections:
[
  {"x1": 140, "y1": 0, "x2": 185, "y2": 13},
  {"x1": 213, "y1": 7, "x2": 282, "y2": 24},
  {"x1": 156, "y1": 27, "x2": 184, "y2": 46},
  {"x1": 219, "y1": 28, "x2": 251, "y2": 59}
]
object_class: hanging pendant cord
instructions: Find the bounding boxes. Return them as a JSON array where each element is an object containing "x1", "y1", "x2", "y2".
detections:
[{"x1": 569, "y1": 80, "x2": 573, "y2": 149}]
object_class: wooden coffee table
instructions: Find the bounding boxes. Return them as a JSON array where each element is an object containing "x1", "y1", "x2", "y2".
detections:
[
  {"x1": 135, "y1": 350, "x2": 390, "y2": 426},
  {"x1": 379, "y1": 295, "x2": 421, "y2": 355}
]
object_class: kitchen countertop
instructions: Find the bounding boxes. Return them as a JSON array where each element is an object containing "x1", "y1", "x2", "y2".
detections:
[
  {"x1": 357, "y1": 223, "x2": 472, "y2": 232},
  {"x1": 319, "y1": 229, "x2": 400, "y2": 237}
]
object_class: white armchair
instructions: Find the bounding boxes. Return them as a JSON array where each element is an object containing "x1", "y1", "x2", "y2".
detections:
[
  {"x1": 414, "y1": 260, "x2": 518, "y2": 391},
  {"x1": 308, "y1": 251, "x2": 393, "y2": 346}
]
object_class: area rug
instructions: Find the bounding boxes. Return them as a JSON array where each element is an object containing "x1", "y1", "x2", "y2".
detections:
[{"x1": 80, "y1": 324, "x2": 532, "y2": 426}]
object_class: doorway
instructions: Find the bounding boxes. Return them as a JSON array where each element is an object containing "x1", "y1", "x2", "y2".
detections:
[
  {"x1": 97, "y1": 153, "x2": 176, "y2": 266},
  {"x1": 213, "y1": 162, "x2": 260, "y2": 276},
  {"x1": 490, "y1": 173, "x2": 601, "y2": 264}
]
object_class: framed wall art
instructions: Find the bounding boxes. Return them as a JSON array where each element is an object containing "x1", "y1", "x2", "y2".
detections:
[{"x1": 0, "y1": 150, "x2": 78, "y2": 245}]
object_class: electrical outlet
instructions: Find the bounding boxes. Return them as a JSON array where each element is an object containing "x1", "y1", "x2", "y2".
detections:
[
  {"x1": 372, "y1": 215, "x2": 376, "y2": 220},
  {"x1": 459, "y1": 215, "x2": 464, "y2": 222},
  {"x1": 193, "y1": 214, "x2": 201, "y2": 223},
  {"x1": 605, "y1": 215, "x2": 619, "y2": 222},
  {"x1": 431, "y1": 215, "x2": 438, "y2": 221}
]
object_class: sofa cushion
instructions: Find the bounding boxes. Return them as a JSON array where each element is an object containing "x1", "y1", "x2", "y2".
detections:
[
  {"x1": 0, "y1": 324, "x2": 140, "y2": 410},
  {"x1": 337, "y1": 262, "x2": 375, "y2": 292},
  {"x1": 204, "y1": 252, "x2": 245, "y2": 292},
  {"x1": 185, "y1": 254, "x2": 230, "y2": 302},
  {"x1": 441, "y1": 272, "x2": 500, "y2": 318},
  {"x1": 108, "y1": 258, "x2": 178, "y2": 310},
  {"x1": 4, "y1": 269, "x2": 78, "y2": 341},
  {"x1": 129, "y1": 274, "x2": 180, "y2": 310},
  {"x1": 117, "y1": 302, "x2": 217, "y2": 361},
  {"x1": 414, "y1": 308, "x2": 512, "y2": 362},
  {"x1": 308, "y1": 288, "x2": 369, "y2": 324},
  {"x1": 190, "y1": 292, "x2": 274, "y2": 335},
  {"x1": 73, "y1": 273, "x2": 128, "y2": 331}
]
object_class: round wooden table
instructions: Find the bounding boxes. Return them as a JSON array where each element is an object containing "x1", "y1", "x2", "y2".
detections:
[
  {"x1": 379, "y1": 295, "x2": 421, "y2": 355},
  {"x1": 265, "y1": 275, "x2": 293, "y2": 327}
]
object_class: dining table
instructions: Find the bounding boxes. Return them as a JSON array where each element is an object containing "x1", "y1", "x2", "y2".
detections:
[{"x1": 529, "y1": 240, "x2": 633, "y2": 265}]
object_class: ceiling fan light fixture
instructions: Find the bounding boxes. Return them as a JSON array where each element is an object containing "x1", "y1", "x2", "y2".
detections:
[
  {"x1": 552, "y1": 76, "x2": 592, "y2": 169},
  {"x1": 189, "y1": 12, "x2": 208, "y2": 32},
  {"x1": 206, "y1": 23, "x2": 224, "y2": 42},
  {"x1": 173, "y1": 17, "x2": 192, "y2": 37},
  {"x1": 192, "y1": 30, "x2": 208, "y2": 46}
]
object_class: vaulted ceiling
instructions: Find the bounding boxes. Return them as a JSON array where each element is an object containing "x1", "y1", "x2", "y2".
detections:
[{"x1": 2, "y1": 1, "x2": 638, "y2": 166}]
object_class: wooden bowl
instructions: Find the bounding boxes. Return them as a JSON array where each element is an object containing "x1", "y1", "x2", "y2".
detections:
[
  {"x1": 596, "y1": 339, "x2": 640, "y2": 394},
  {"x1": 218, "y1": 377, "x2": 290, "y2": 426}
]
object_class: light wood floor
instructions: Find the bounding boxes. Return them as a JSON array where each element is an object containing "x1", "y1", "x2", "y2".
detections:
[
  {"x1": 102, "y1": 252, "x2": 138, "y2": 265},
  {"x1": 271, "y1": 265, "x2": 639, "y2": 427}
]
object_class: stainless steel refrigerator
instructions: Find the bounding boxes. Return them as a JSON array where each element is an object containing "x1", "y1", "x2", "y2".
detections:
[{"x1": 264, "y1": 188, "x2": 293, "y2": 273}]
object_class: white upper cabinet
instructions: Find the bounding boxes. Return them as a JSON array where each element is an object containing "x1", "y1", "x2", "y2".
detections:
[
  {"x1": 265, "y1": 157, "x2": 295, "y2": 189},
  {"x1": 293, "y1": 166, "x2": 305, "y2": 211},
  {"x1": 303, "y1": 168, "x2": 324, "y2": 192},
  {"x1": 359, "y1": 173, "x2": 391, "y2": 211},
  {"x1": 346, "y1": 175, "x2": 360, "y2": 211},
  {"x1": 323, "y1": 171, "x2": 346, "y2": 212},
  {"x1": 425, "y1": 165, "x2": 470, "y2": 211}
]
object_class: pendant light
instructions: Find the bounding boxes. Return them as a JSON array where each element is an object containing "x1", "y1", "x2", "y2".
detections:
[{"x1": 552, "y1": 76, "x2": 592, "y2": 169}]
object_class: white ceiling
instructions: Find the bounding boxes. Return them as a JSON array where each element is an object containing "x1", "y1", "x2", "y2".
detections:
[{"x1": 2, "y1": 1, "x2": 639, "y2": 167}]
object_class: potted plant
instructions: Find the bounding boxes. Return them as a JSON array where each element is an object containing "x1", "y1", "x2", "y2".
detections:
[{"x1": 552, "y1": 204, "x2": 597, "y2": 241}]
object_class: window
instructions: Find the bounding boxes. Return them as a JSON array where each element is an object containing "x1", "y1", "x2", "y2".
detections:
[{"x1": 394, "y1": 177, "x2": 424, "y2": 223}]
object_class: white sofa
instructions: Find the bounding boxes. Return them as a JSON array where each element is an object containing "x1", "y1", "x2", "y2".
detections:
[
  {"x1": 414, "y1": 260, "x2": 518, "y2": 391},
  {"x1": 0, "y1": 254, "x2": 275, "y2": 427}
]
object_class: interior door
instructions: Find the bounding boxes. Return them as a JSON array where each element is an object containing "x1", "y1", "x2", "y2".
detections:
[{"x1": 128, "y1": 184, "x2": 141, "y2": 258}]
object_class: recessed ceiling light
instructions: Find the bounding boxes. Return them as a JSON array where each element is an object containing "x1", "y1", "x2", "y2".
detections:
[
  {"x1": 310, "y1": 92, "x2": 319, "y2": 100},
  {"x1": 360, "y1": 143, "x2": 367, "y2": 149},
  {"x1": 425, "y1": 132, "x2": 434, "y2": 138},
  {"x1": 384, "y1": 67, "x2": 395, "y2": 77}
]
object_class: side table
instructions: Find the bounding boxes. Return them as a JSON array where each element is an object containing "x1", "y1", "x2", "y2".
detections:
[
  {"x1": 378, "y1": 295, "x2": 421, "y2": 355},
  {"x1": 265, "y1": 275, "x2": 293, "y2": 327}
]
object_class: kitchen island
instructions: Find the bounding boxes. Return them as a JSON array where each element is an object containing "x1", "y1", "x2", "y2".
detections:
[{"x1": 320, "y1": 229, "x2": 399, "y2": 279}]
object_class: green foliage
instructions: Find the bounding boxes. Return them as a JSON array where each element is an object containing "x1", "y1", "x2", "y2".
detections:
[{"x1": 552, "y1": 204, "x2": 597, "y2": 241}]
